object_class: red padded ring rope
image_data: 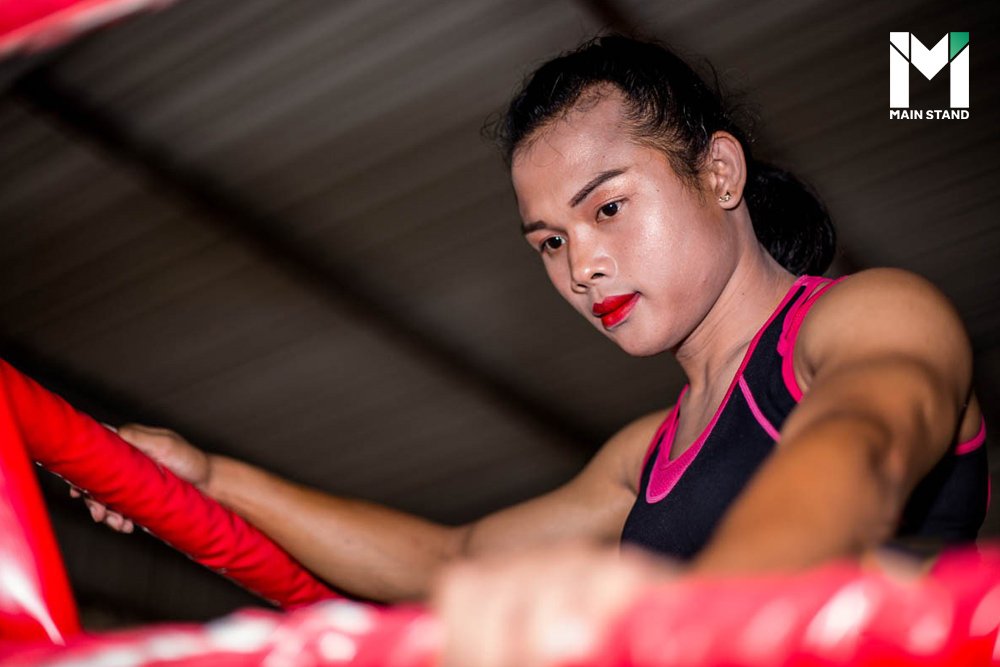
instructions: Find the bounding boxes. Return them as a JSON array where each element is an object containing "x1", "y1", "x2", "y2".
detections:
[
  {"x1": 0, "y1": 358, "x2": 336, "y2": 643},
  {"x1": 1, "y1": 358, "x2": 998, "y2": 666}
]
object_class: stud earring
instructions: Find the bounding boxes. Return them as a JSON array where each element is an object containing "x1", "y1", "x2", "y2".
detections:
[{"x1": 718, "y1": 192, "x2": 732, "y2": 203}]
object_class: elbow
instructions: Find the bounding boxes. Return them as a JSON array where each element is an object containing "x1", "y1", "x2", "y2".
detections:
[
  {"x1": 846, "y1": 403, "x2": 943, "y2": 548},
  {"x1": 845, "y1": 412, "x2": 910, "y2": 543},
  {"x1": 794, "y1": 410, "x2": 909, "y2": 548},
  {"x1": 447, "y1": 522, "x2": 476, "y2": 561},
  {"x1": 398, "y1": 525, "x2": 474, "y2": 601},
  {"x1": 882, "y1": 357, "x2": 960, "y2": 486},
  {"x1": 816, "y1": 356, "x2": 960, "y2": 509},
  {"x1": 865, "y1": 433, "x2": 909, "y2": 547}
]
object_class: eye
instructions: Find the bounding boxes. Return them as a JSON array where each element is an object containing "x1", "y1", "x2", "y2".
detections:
[
  {"x1": 539, "y1": 235, "x2": 566, "y2": 253},
  {"x1": 597, "y1": 200, "x2": 624, "y2": 220}
]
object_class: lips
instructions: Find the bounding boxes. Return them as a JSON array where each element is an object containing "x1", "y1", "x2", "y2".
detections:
[{"x1": 592, "y1": 293, "x2": 640, "y2": 329}]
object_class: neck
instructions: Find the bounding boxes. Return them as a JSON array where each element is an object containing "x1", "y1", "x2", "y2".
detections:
[{"x1": 673, "y1": 247, "x2": 797, "y2": 398}]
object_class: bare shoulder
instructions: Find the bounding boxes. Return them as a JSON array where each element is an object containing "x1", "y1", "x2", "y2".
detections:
[
  {"x1": 799, "y1": 268, "x2": 971, "y2": 370},
  {"x1": 793, "y1": 269, "x2": 976, "y2": 435},
  {"x1": 589, "y1": 407, "x2": 671, "y2": 495},
  {"x1": 811, "y1": 267, "x2": 957, "y2": 315}
]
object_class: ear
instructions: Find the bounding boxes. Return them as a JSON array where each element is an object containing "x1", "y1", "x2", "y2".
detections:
[{"x1": 706, "y1": 131, "x2": 747, "y2": 210}]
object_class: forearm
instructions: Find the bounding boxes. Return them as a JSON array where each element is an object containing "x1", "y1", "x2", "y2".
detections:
[
  {"x1": 694, "y1": 413, "x2": 905, "y2": 573},
  {"x1": 694, "y1": 351, "x2": 965, "y2": 574},
  {"x1": 205, "y1": 455, "x2": 466, "y2": 601},
  {"x1": 184, "y1": 413, "x2": 646, "y2": 599}
]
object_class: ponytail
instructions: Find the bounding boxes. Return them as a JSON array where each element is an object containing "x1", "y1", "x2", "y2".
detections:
[{"x1": 743, "y1": 161, "x2": 836, "y2": 275}]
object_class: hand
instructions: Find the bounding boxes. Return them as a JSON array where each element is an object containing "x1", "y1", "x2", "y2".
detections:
[
  {"x1": 432, "y1": 543, "x2": 677, "y2": 667},
  {"x1": 115, "y1": 424, "x2": 213, "y2": 490},
  {"x1": 71, "y1": 423, "x2": 213, "y2": 533}
]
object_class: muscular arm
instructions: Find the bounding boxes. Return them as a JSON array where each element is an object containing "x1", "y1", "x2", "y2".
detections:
[
  {"x1": 695, "y1": 269, "x2": 973, "y2": 573},
  {"x1": 156, "y1": 408, "x2": 663, "y2": 601}
]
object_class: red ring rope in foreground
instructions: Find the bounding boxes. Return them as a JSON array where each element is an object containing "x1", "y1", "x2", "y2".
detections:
[
  {"x1": 0, "y1": 358, "x2": 336, "y2": 641},
  {"x1": 1, "y1": 357, "x2": 998, "y2": 665},
  {"x1": 0, "y1": 369, "x2": 79, "y2": 643},
  {"x1": 0, "y1": 549, "x2": 998, "y2": 666}
]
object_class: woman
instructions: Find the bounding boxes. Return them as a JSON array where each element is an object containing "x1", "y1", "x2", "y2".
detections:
[{"x1": 82, "y1": 35, "x2": 988, "y2": 666}]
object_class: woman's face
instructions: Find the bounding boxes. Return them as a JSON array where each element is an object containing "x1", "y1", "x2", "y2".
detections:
[{"x1": 512, "y1": 91, "x2": 738, "y2": 357}]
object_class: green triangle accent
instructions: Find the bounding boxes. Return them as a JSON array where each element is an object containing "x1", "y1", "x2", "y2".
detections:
[{"x1": 950, "y1": 32, "x2": 969, "y2": 60}]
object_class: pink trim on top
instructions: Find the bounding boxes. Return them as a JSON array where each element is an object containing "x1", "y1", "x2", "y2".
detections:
[
  {"x1": 637, "y1": 399, "x2": 683, "y2": 482},
  {"x1": 778, "y1": 276, "x2": 850, "y2": 401},
  {"x1": 955, "y1": 417, "x2": 986, "y2": 455},
  {"x1": 739, "y1": 376, "x2": 780, "y2": 441},
  {"x1": 645, "y1": 276, "x2": 810, "y2": 503}
]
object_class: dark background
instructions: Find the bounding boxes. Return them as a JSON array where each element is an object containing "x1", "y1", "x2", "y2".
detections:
[{"x1": 0, "y1": 0, "x2": 997, "y2": 627}]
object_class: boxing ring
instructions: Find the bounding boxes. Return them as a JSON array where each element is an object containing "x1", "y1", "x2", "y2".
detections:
[
  {"x1": 1, "y1": 0, "x2": 998, "y2": 663},
  {"x1": 0, "y1": 357, "x2": 998, "y2": 666}
]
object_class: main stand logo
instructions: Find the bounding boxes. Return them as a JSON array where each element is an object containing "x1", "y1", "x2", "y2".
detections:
[{"x1": 889, "y1": 32, "x2": 969, "y2": 119}]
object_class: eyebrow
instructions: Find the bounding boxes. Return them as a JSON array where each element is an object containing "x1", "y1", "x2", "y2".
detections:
[
  {"x1": 521, "y1": 220, "x2": 549, "y2": 235},
  {"x1": 521, "y1": 168, "x2": 627, "y2": 235},
  {"x1": 569, "y1": 168, "x2": 627, "y2": 207}
]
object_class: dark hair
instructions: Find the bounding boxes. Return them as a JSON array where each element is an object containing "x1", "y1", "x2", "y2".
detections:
[{"x1": 490, "y1": 35, "x2": 835, "y2": 276}]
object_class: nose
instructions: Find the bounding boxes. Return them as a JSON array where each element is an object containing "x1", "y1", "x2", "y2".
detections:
[{"x1": 568, "y1": 234, "x2": 613, "y2": 293}]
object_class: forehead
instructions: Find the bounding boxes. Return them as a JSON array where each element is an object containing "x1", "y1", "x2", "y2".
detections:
[{"x1": 510, "y1": 92, "x2": 638, "y2": 199}]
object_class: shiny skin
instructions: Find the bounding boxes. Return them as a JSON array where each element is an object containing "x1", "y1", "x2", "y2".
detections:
[{"x1": 514, "y1": 90, "x2": 741, "y2": 357}]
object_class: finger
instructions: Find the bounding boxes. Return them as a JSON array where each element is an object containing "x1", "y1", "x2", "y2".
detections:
[
  {"x1": 537, "y1": 614, "x2": 592, "y2": 666},
  {"x1": 115, "y1": 423, "x2": 147, "y2": 446},
  {"x1": 529, "y1": 581, "x2": 595, "y2": 666},
  {"x1": 438, "y1": 563, "x2": 511, "y2": 667},
  {"x1": 118, "y1": 423, "x2": 174, "y2": 439},
  {"x1": 121, "y1": 518, "x2": 134, "y2": 534},
  {"x1": 105, "y1": 512, "x2": 125, "y2": 532},
  {"x1": 85, "y1": 498, "x2": 107, "y2": 523},
  {"x1": 116, "y1": 424, "x2": 166, "y2": 457},
  {"x1": 436, "y1": 564, "x2": 485, "y2": 667},
  {"x1": 69, "y1": 487, "x2": 81, "y2": 498}
]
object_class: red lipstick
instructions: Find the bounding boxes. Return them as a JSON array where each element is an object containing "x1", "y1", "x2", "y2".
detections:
[{"x1": 592, "y1": 293, "x2": 640, "y2": 329}]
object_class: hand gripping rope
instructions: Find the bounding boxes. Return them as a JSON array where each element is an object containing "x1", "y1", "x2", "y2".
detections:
[
  {"x1": 0, "y1": 357, "x2": 998, "y2": 666},
  {"x1": 0, "y1": 358, "x2": 337, "y2": 644}
]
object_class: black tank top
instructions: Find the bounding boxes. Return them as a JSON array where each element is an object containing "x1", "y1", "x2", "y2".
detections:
[{"x1": 620, "y1": 275, "x2": 989, "y2": 560}]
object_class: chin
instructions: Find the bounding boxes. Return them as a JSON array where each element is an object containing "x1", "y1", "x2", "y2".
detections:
[{"x1": 610, "y1": 332, "x2": 669, "y2": 357}]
